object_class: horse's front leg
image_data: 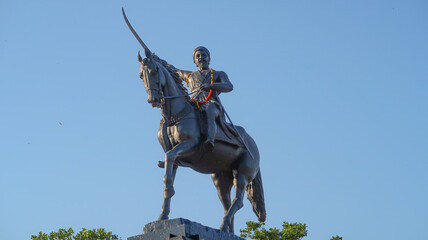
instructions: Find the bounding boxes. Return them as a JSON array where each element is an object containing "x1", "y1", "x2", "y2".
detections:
[
  {"x1": 158, "y1": 164, "x2": 177, "y2": 220},
  {"x1": 159, "y1": 139, "x2": 199, "y2": 220}
]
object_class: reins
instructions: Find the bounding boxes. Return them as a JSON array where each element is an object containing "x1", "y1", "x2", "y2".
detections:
[{"x1": 160, "y1": 88, "x2": 203, "y2": 100}]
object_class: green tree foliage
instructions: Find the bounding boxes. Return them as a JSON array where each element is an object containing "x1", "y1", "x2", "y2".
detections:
[
  {"x1": 31, "y1": 228, "x2": 119, "y2": 240},
  {"x1": 240, "y1": 221, "x2": 343, "y2": 240},
  {"x1": 240, "y1": 221, "x2": 307, "y2": 240}
]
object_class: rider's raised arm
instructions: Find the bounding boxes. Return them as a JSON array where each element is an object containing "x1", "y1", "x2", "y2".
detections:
[
  {"x1": 152, "y1": 54, "x2": 191, "y2": 81},
  {"x1": 175, "y1": 69, "x2": 192, "y2": 81},
  {"x1": 211, "y1": 71, "x2": 234, "y2": 93}
]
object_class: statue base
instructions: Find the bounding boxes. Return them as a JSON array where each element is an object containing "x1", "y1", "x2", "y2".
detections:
[{"x1": 128, "y1": 218, "x2": 245, "y2": 240}]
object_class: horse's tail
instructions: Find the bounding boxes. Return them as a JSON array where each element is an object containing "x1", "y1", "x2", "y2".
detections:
[{"x1": 246, "y1": 169, "x2": 266, "y2": 222}]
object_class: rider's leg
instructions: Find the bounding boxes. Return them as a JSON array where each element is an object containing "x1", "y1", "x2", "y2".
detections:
[{"x1": 203, "y1": 103, "x2": 220, "y2": 151}]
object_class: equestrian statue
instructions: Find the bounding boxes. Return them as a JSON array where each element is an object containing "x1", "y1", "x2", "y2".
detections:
[{"x1": 123, "y1": 9, "x2": 266, "y2": 233}]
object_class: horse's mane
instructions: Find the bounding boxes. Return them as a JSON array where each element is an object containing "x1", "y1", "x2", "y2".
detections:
[{"x1": 153, "y1": 55, "x2": 190, "y2": 100}]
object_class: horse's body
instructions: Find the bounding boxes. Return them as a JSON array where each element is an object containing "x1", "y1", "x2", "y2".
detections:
[{"x1": 139, "y1": 56, "x2": 266, "y2": 233}]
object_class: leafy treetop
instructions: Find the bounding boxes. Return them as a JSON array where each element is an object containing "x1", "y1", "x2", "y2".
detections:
[
  {"x1": 240, "y1": 221, "x2": 307, "y2": 240},
  {"x1": 31, "y1": 228, "x2": 119, "y2": 240},
  {"x1": 240, "y1": 221, "x2": 342, "y2": 240}
]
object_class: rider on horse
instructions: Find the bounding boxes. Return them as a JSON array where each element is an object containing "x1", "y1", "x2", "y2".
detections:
[{"x1": 157, "y1": 46, "x2": 234, "y2": 152}]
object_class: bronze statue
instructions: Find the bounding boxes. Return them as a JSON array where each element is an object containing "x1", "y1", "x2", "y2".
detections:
[{"x1": 123, "y1": 9, "x2": 266, "y2": 233}]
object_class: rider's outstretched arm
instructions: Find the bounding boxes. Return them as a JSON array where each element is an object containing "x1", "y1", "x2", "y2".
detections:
[
  {"x1": 152, "y1": 54, "x2": 191, "y2": 81},
  {"x1": 176, "y1": 69, "x2": 192, "y2": 81}
]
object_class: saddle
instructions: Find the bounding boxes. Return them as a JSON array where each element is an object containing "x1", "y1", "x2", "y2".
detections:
[
  {"x1": 196, "y1": 102, "x2": 245, "y2": 149},
  {"x1": 214, "y1": 121, "x2": 246, "y2": 148},
  {"x1": 160, "y1": 101, "x2": 245, "y2": 149}
]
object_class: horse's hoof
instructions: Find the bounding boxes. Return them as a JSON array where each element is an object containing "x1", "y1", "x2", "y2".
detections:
[
  {"x1": 158, "y1": 214, "x2": 169, "y2": 220},
  {"x1": 164, "y1": 186, "x2": 175, "y2": 198},
  {"x1": 158, "y1": 161, "x2": 165, "y2": 168}
]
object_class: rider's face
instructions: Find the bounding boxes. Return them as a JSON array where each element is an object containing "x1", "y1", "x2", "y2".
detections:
[{"x1": 194, "y1": 50, "x2": 210, "y2": 69}]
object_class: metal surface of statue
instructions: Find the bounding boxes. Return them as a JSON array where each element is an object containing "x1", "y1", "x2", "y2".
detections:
[{"x1": 123, "y1": 9, "x2": 266, "y2": 233}]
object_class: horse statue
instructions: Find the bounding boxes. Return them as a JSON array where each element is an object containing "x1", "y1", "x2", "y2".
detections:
[{"x1": 122, "y1": 8, "x2": 265, "y2": 233}]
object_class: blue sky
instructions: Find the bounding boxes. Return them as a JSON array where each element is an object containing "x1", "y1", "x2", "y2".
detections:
[{"x1": 1, "y1": 1, "x2": 427, "y2": 239}]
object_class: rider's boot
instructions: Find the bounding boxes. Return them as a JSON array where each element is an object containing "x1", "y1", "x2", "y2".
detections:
[{"x1": 203, "y1": 139, "x2": 215, "y2": 152}]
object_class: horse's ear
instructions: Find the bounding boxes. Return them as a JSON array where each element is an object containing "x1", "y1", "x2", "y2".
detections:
[
  {"x1": 138, "y1": 51, "x2": 143, "y2": 62},
  {"x1": 144, "y1": 48, "x2": 152, "y2": 59}
]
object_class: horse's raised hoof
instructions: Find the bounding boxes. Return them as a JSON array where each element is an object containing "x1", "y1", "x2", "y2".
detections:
[
  {"x1": 158, "y1": 161, "x2": 165, "y2": 168},
  {"x1": 164, "y1": 186, "x2": 175, "y2": 198}
]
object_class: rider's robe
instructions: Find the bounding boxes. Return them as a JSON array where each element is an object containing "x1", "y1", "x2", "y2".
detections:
[{"x1": 186, "y1": 70, "x2": 229, "y2": 109}]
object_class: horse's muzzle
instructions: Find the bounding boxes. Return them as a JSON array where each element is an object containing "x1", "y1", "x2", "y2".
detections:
[{"x1": 148, "y1": 98, "x2": 160, "y2": 108}]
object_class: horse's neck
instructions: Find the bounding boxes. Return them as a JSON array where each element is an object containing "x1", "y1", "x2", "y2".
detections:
[{"x1": 162, "y1": 75, "x2": 188, "y2": 117}]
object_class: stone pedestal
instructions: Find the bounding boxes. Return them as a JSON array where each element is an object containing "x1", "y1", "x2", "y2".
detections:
[{"x1": 128, "y1": 218, "x2": 245, "y2": 240}]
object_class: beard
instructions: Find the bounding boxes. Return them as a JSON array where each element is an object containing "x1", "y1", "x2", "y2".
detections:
[{"x1": 196, "y1": 60, "x2": 210, "y2": 69}]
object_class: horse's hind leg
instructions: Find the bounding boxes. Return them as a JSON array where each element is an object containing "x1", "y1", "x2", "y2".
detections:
[
  {"x1": 212, "y1": 172, "x2": 234, "y2": 233},
  {"x1": 220, "y1": 152, "x2": 258, "y2": 232},
  {"x1": 220, "y1": 172, "x2": 247, "y2": 232}
]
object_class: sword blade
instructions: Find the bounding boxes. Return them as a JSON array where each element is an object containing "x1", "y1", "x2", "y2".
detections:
[{"x1": 122, "y1": 8, "x2": 152, "y2": 56}]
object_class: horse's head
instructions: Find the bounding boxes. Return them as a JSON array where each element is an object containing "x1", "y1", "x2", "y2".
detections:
[{"x1": 139, "y1": 51, "x2": 165, "y2": 108}]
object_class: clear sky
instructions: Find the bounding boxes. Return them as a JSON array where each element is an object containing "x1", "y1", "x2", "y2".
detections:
[{"x1": 1, "y1": 1, "x2": 427, "y2": 239}]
